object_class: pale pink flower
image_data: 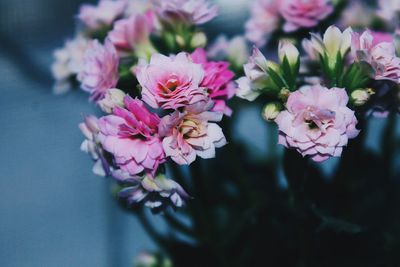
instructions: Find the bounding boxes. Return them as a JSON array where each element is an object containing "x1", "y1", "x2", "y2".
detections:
[
  {"x1": 79, "y1": 115, "x2": 110, "y2": 176},
  {"x1": 340, "y1": 1, "x2": 373, "y2": 28},
  {"x1": 378, "y1": 0, "x2": 400, "y2": 22},
  {"x1": 280, "y1": 0, "x2": 333, "y2": 32},
  {"x1": 275, "y1": 85, "x2": 360, "y2": 162},
  {"x1": 136, "y1": 52, "x2": 207, "y2": 110},
  {"x1": 51, "y1": 35, "x2": 89, "y2": 94},
  {"x1": 98, "y1": 96, "x2": 165, "y2": 176},
  {"x1": 108, "y1": 11, "x2": 154, "y2": 56},
  {"x1": 207, "y1": 35, "x2": 250, "y2": 69},
  {"x1": 159, "y1": 102, "x2": 227, "y2": 165},
  {"x1": 245, "y1": 0, "x2": 280, "y2": 47},
  {"x1": 78, "y1": 39, "x2": 119, "y2": 101},
  {"x1": 352, "y1": 30, "x2": 400, "y2": 83},
  {"x1": 235, "y1": 47, "x2": 271, "y2": 101},
  {"x1": 191, "y1": 48, "x2": 235, "y2": 116},
  {"x1": 151, "y1": 0, "x2": 218, "y2": 26},
  {"x1": 78, "y1": 0, "x2": 126, "y2": 30},
  {"x1": 116, "y1": 172, "x2": 190, "y2": 210}
]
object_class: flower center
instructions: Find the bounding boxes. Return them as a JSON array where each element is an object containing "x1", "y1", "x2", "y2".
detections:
[{"x1": 303, "y1": 106, "x2": 335, "y2": 131}]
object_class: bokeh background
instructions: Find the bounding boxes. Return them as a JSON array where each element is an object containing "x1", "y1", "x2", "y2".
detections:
[{"x1": 1, "y1": 0, "x2": 399, "y2": 266}]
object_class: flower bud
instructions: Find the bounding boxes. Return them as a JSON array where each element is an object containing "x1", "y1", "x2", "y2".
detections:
[
  {"x1": 278, "y1": 40, "x2": 300, "y2": 66},
  {"x1": 262, "y1": 102, "x2": 281, "y2": 121},
  {"x1": 190, "y1": 32, "x2": 207, "y2": 48},
  {"x1": 278, "y1": 88, "x2": 291, "y2": 102},
  {"x1": 175, "y1": 35, "x2": 186, "y2": 48},
  {"x1": 98, "y1": 88, "x2": 126, "y2": 113},
  {"x1": 351, "y1": 88, "x2": 373, "y2": 106}
]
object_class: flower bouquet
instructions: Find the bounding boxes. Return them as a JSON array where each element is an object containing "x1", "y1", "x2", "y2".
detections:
[{"x1": 53, "y1": 0, "x2": 400, "y2": 266}]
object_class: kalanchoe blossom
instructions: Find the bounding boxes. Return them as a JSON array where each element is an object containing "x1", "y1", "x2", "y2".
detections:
[
  {"x1": 51, "y1": 36, "x2": 89, "y2": 94},
  {"x1": 78, "y1": 39, "x2": 119, "y2": 101},
  {"x1": 78, "y1": 0, "x2": 126, "y2": 30},
  {"x1": 79, "y1": 115, "x2": 110, "y2": 176},
  {"x1": 115, "y1": 171, "x2": 190, "y2": 211},
  {"x1": 136, "y1": 52, "x2": 207, "y2": 110},
  {"x1": 151, "y1": 0, "x2": 218, "y2": 26},
  {"x1": 275, "y1": 85, "x2": 360, "y2": 162},
  {"x1": 235, "y1": 47, "x2": 271, "y2": 101},
  {"x1": 352, "y1": 30, "x2": 400, "y2": 83},
  {"x1": 340, "y1": 1, "x2": 373, "y2": 29},
  {"x1": 280, "y1": 0, "x2": 333, "y2": 32},
  {"x1": 191, "y1": 48, "x2": 235, "y2": 116},
  {"x1": 245, "y1": 0, "x2": 280, "y2": 47},
  {"x1": 378, "y1": 0, "x2": 400, "y2": 22},
  {"x1": 207, "y1": 35, "x2": 250, "y2": 69},
  {"x1": 159, "y1": 102, "x2": 227, "y2": 165},
  {"x1": 98, "y1": 96, "x2": 165, "y2": 177},
  {"x1": 108, "y1": 11, "x2": 155, "y2": 57}
]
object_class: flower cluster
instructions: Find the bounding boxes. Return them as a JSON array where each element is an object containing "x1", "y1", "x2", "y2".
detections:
[
  {"x1": 53, "y1": 0, "x2": 232, "y2": 211},
  {"x1": 237, "y1": 25, "x2": 400, "y2": 162}
]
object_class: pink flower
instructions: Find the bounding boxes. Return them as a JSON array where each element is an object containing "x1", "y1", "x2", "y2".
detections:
[
  {"x1": 191, "y1": 48, "x2": 235, "y2": 116},
  {"x1": 151, "y1": 0, "x2": 218, "y2": 26},
  {"x1": 275, "y1": 85, "x2": 360, "y2": 162},
  {"x1": 136, "y1": 52, "x2": 207, "y2": 110},
  {"x1": 108, "y1": 11, "x2": 154, "y2": 55},
  {"x1": 159, "y1": 102, "x2": 227, "y2": 165},
  {"x1": 79, "y1": 115, "x2": 110, "y2": 176},
  {"x1": 51, "y1": 35, "x2": 89, "y2": 94},
  {"x1": 98, "y1": 96, "x2": 165, "y2": 176},
  {"x1": 116, "y1": 172, "x2": 190, "y2": 210},
  {"x1": 78, "y1": 39, "x2": 119, "y2": 101},
  {"x1": 280, "y1": 0, "x2": 333, "y2": 32},
  {"x1": 78, "y1": 0, "x2": 126, "y2": 30},
  {"x1": 352, "y1": 30, "x2": 400, "y2": 83},
  {"x1": 245, "y1": 0, "x2": 280, "y2": 46},
  {"x1": 378, "y1": 0, "x2": 400, "y2": 22}
]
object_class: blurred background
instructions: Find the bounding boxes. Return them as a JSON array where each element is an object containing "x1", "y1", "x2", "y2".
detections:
[{"x1": 0, "y1": 0, "x2": 250, "y2": 266}]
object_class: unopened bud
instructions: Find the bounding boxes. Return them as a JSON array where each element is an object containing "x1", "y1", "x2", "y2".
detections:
[
  {"x1": 262, "y1": 102, "x2": 281, "y2": 121},
  {"x1": 351, "y1": 88, "x2": 373, "y2": 106},
  {"x1": 98, "y1": 88, "x2": 126, "y2": 113},
  {"x1": 278, "y1": 40, "x2": 300, "y2": 66},
  {"x1": 279, "y1": 88, "x2": 291, "y2": 102},
  {"x1": 175, "y1": 35, "x2": 186, "y2": 48},
  {"x1": 190, "y1": 32, "x2": 207, "y2": 48}
]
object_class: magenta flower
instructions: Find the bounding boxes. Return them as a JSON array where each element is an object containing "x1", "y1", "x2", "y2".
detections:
[
  {"x1": 280, "y1": 0, "x2": 333, "y2": 32},
  {"x1": 245, "y1": 0, "x2": 280, "y2": 46},
  {"x1": 352, "y1": 30, "x2": 400, "y2": 83},
  {"x1": 108, "y1": 11, "x2": 154, "y2": 55},
  {"x1": 151, "y1": 0, "x2": 218, "y2": 26},
  {"x1": 159, "y1": 102, "x2": 227, "y2": 165},
  {"x1": 98, "y1": 96, "x2": 165, "y2": 177},
  {"x1": 79, "y1": 115, "x2": 110, "y2": 176},
  {"x1": 136, "y1": 52, "x2": 207, "y2": 110},
  {"x1": 78, "y1": 0, "x2": 126, "y2": 30},
  {"x1": 191, "y1": 48, "x2": 235, "y2": 116},
  {"x1": 275, "y1": 85, "x2": 360, "y2": 162},
  {"x1": 78, "y1": 39, "x2": 119, "y2": 101}
]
